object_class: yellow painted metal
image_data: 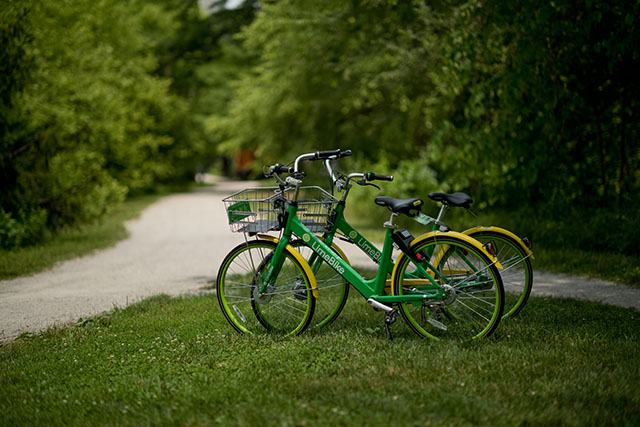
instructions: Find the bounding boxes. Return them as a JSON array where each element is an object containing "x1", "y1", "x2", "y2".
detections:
[
  {"x1": 462, "y1": 226, "x2": 534, "y2": 259},
  {"x1": 390, "y1": 230, "x2": 503, "y2": 295}
]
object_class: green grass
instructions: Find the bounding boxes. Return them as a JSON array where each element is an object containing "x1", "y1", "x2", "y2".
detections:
[
  {"x1": 0, "y1": 184, "x2": 200, "y2": 280},
  {"x1": 2, "y1": 293, "x2": 639, "y2": 426}
]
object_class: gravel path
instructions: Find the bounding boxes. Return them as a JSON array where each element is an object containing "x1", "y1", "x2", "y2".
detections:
[
  {"x1": 1, "y1": 178, "x2": 639, "y2": 342},
  {"x1": 0, "y1": 179, "x2": 253, "y2": 342}
]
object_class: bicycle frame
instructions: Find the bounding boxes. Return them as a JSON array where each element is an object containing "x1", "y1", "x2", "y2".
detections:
[
  {"x1": 314, "y1": 196, "x2": 499, "y2": 287},
  {"x1": 324, "y1": 201, "x2": 385, "y2": 268},
  {"x1": 262, "y1": 201, "x2": 463, "y2": 306},
  {"x1": 258, "y1": 150, "x2": 502, "y2": 311},
  {"x1": 319, "y1": 160, "x2": 518, "y2": 278}
]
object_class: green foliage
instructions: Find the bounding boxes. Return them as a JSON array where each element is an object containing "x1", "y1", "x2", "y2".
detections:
[
  {"x1": 0, "y1": 208, "x2": 47, "y2": 250},
  {"x1": 1, "y1": 0, "x2": 234, "y2": 249},
  {"x1": 216, "y1": 0, "x2": 442, "y2": 165},
  {"x1": 218, "y1": 0, "x2": 639, "y2": 212},
  {"x1": 3, "y1": 0, "x2": 638, "y2": 255},
  {"x1": 431, "y1": 0, "x2": 640, "y2": 207},
  {"x1": 148, "y1": 0, "x2": 257, "y2": 177}
]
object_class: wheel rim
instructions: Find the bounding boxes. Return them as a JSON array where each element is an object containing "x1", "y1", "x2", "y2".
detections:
[
  {"x1": 469, "y1": 232, "x2": 533, "y2": 319},
  {"x1": 217, "y1": 242, "x2": 314, "y2": 336},
  {"x1": 395, "y1": 237, "x2": 503, "y2": 340}
]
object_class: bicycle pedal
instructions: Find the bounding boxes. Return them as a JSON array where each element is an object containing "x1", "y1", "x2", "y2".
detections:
[
  {"x1": 385, "y1": 309, "x2": 398, "y2": 324},
  {"x1": 426, "y1": 318, "x2": 447, "y2": 331}
]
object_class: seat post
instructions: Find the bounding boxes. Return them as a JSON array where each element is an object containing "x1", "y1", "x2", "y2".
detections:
[
  {"x1": 384, "y1": 212, "x2": 398, "y2": 229},
  {"x1": 435, "y1": 204, "x2": 448, "y2": 226}
]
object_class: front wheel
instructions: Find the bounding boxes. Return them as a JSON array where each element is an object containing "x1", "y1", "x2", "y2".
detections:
[
  {"x1": 216, "y1": 239, "x2": 315, "y2": 336},
  {"x1": 392, "y1": 234, "x2": 504, "y2": 341}
]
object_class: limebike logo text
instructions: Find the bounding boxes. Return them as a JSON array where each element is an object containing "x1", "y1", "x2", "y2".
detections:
[
  {"x1": 311, "y1": 241, "x2": 345, "y2": 275},
  {"x1": 357, "y1": 237, "x2": 381, "y2": 262}
]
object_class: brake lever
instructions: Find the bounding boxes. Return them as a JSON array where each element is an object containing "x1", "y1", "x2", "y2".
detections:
[{"x1": 356, "y1": 179, "x2": 381, "y2": 190}]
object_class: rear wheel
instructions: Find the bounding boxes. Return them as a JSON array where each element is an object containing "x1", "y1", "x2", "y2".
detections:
[
  {"x1": 217, "y1": 239, "x2": 315, "y2": 336},
  {"x1": 466, "y1": 230, "x2": 533, "y2": 319},
  {"x1": 392, "y1": 235, "x2": 504, "y2": 341}
]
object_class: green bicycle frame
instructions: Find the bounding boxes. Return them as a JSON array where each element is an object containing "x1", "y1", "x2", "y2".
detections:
[
  {"x1": 312, "y1": 199, "x2": 445, "y2": 283},
  {"x1": 262, "y1": 201, "x2": 447, "y2": 305},
  {"x1": 323, "y1": 202, "x2": 386, "y2": 270}
]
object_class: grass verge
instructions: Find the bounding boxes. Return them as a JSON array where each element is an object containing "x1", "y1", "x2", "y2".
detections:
[{"x1": 1, "y1": 293, "x2": 639, "y2": 425}]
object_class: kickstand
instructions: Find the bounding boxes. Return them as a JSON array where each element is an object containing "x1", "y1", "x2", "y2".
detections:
[{"x1": 384, "y1": 309, "x2": 398, "y2": 342}]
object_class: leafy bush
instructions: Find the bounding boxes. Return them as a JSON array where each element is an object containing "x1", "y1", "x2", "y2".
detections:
[
  {"x1": 0, "y1": 0, "x2": 206, "y2": 249},
  {"x1": 0, "y1": 208, "x2": 47, "y2": 249}
]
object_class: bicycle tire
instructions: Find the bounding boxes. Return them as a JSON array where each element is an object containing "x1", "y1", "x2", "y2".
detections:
[
  {"x1": 465, "y1": 230, "x2": 533, "y2": 320},
  {"x1": 392, "y1": 234, "x2": 504, "y2": 341},
  {"x1": 216, "y1": 239, "x2": 315, "y2": 336}
]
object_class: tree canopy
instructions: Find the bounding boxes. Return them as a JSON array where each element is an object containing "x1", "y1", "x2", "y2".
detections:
[
  {"x1": 0, "y1": 0, "x2": 253, "y2": 248},
  {"x1": 218, "y1": 0, "x2": 639, "y2": 209},
  {"x1": 2, "y1": 0, "x2": 638, "y2": 248}
]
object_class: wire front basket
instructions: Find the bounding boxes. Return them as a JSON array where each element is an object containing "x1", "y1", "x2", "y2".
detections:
[{"x1": 223, "y1": 186, "x2": 338, "y2": 234}]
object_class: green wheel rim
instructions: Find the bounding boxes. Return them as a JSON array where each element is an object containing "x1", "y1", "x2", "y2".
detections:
[
  {"x1": 217, "y1": 240, "x2": 315, "y2": 336},
  {"x1": 468, "y1": 231, "x2": 533, "y2": 320},
  {"x1": 394, "y1": 236, "x2": 504, "y2": 341}
]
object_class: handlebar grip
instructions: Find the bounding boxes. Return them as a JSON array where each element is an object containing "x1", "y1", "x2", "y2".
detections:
[
  {"x1": 274, "y1": 164, "x2": 294, "y2": 174},
  {"x1": 365, "y1": 171, "x2": 394, "y2": 182},
  {"x1": 314, "y1": 149, "x2": 342, "y2": 160},
  {"x1": 338, "y1": 149, "x2": 352, "y2": 158}
]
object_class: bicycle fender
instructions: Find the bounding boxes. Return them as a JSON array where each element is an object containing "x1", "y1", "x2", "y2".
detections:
[
  {"x1": 461, "y1": 226, "x2": 534, "y2": 260},
  {"x1": 256, "y1": 234, "x2": 319, "y2": 299},
  {"x1": 392, "y1": 230, "x2": 503, "y2": 277}
]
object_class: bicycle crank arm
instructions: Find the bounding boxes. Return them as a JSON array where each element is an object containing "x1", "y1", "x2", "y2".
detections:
[{"x1": 367, "y1": 298, "x2": 394, "y2": 312}]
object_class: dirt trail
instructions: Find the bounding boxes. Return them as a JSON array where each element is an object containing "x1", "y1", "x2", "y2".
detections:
[
  {"x1": 0, "y1": 179, "x2": 253, "y2": 342},
  {"x1": 1, "y1": 178, "x2": 638, "y2": 342}
]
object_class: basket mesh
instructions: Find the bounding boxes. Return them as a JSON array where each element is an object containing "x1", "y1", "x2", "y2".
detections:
[{"x1": 223, "y1": 186, "x2": 338, "y2": 234}]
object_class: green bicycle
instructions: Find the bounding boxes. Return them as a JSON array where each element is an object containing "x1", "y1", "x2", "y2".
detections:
[
  {"x1": 217, "y1": 150, "x2": 505, "y2": 340},
  {"x1": 318, "y1": 157, "x2": 534, "y2": 321}
]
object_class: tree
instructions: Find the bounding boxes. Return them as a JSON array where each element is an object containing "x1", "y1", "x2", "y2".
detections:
[
  {"x1": 0, "y1": 0, "x2": 183, "y2": 247},
  {"x1": 216, "y1": 0, "x2": 444, "y2": 168},
  {"x1": 434, "y1": 0, "x2": 640, "y2": 207}
]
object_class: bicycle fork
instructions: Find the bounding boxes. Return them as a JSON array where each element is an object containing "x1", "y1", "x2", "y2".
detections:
[{"x1": 259, "y1": 239, "x2": 290, "y2": 295}]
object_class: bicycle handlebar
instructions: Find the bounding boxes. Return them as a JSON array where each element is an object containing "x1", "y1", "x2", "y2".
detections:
[
  {"x1": 316, "y1": 149, "x2": 343, "y2": 159},
  {"x1": 274, "y1": 164, "x2": 294, "y2": 174},
  {"x1": 365, "y1": 171, "x2": 394, "y2": 182},
  {"x1": 324, "y1": 158, "x2": 394, "y2": 193},
  {"x1": 293, "y1": 149, "x2": 343, "y2": 173},
  {"x1": 264, "y1": 149, "x2": 347, "y2": 187}
]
